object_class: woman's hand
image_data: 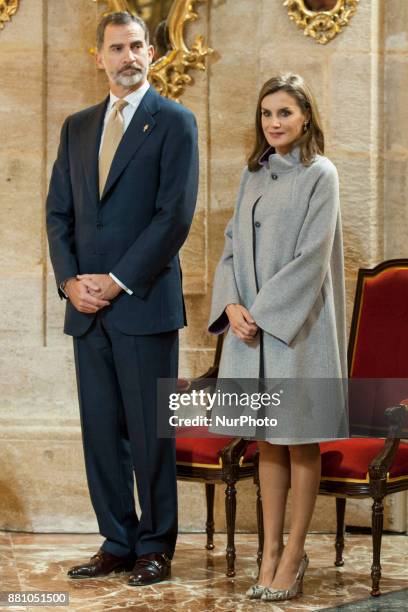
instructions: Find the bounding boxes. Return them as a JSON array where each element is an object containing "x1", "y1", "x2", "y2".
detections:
[{"x1": 225, "y1": 304, "x2": 259, "y2": 342}]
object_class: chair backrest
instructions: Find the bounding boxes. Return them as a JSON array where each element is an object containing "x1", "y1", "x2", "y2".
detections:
[{"x1": 348, "y1": 259, "x2": 408, "y2": 436}]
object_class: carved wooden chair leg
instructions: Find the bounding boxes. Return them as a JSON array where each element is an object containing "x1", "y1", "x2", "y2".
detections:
[
  {"x1": 254, "y1": 452, "x2": 264, "y2": 569},
  {"x1": 335, "y1": 497, "x2": 346, "y2": 566},
  {"x1": 225, "y1": 479, "x2": 237, "y2": 577},
  {"x1": 371, "y1": 494, "x2": 384, "y2": 596},
  {"x1": 205, "y1": 482, "x2": 215, "y2": 550}
]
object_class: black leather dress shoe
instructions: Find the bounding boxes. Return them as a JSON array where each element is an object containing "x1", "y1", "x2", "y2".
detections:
[
  {"x1": 128, "y1": 552, "x2": 171, "y2": 586},
  {"x1": 67, "y1": 549, "x2": 135, "y2": 579}
]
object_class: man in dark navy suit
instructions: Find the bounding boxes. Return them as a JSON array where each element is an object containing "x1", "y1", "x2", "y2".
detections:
[{"x1": 46, "y1": 11, "x2": 198, "y2": 586}]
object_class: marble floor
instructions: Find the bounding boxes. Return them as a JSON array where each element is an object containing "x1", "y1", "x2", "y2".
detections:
[
  {"x1": 322, "y1": 587, "x2": 408, "y2": 611},
  {"x1": 0, "y1": 531, "x2": 407, "y2": 611}
]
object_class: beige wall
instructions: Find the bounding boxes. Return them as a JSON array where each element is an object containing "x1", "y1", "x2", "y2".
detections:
[{"x1": 0, "y1": 0, "x2": 406, "y2": 534}]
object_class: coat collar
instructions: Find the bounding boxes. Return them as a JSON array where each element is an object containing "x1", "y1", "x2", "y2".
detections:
[
  {"x1": 259, "y1": 145, "x2": 303, "y2": 174},
  {"x1": 80, "y1": 98, "x2": 108, "y2": 206}
]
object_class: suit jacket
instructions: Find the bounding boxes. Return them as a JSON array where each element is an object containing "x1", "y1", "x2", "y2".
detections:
[{"x1": 46, "y1": 86, "x2": 199, "y2": 337}]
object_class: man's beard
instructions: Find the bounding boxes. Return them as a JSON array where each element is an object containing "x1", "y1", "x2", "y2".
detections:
[{"x1": 114, "y1": 66, "x2": 145, "y2": 88}]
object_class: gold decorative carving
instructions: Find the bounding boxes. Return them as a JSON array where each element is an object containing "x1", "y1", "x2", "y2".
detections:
[
  {"x1": 0, "y1": 0, "x2": 19, "y2": 30},
  {"x1": 94, "y1": 0, "x2": 212, "y2": 101},
  {"x1": 283, "y1": 0, "x2": 359, "y2": 45}
]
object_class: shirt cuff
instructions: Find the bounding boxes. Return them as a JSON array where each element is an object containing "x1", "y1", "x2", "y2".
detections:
[{"x1": 109, "y1": 272, "x2": 133, "y2": 295}]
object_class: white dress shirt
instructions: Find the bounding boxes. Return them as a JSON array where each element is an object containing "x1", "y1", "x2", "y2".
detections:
[{"x1": 99, "y1": 80, "x2": 150, "y2": 155}]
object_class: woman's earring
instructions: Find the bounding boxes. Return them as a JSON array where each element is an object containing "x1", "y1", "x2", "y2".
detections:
[{"x1": 303, "y1": 121, "x2": 309, "y2": 132}]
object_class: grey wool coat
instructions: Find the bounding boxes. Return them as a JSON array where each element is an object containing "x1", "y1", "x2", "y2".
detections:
[{"x1": 208, "y1": 147, "x2": 348, "y2": 443}]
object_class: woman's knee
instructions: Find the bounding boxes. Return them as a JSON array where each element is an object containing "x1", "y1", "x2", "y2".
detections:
[
  {"x1": 258, "y1": 441, "x2": 289, "y2": 459},
  {"x1": 288, "y1": 442, "x2": 320, "y2": 460}
]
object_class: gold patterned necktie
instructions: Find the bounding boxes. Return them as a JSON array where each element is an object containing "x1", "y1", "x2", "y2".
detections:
[{"x1": 99, "y1": 99, "x2": 129, "y2": 196}]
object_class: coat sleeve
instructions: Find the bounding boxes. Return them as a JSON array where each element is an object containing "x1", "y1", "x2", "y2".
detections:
[
  {"x1": 207, "y1": 218, "x2": 239, "y2": 334},
  {"x1": 250, "y1": 162, "x2": 341, "y2": 346},
  {"x1": 110, "y1": 109, "x2": 199, "y2": 299},
  {"x1": 208, "y1": 169, "x2": 249, "y2": 334},
  {"x1": 46, "y1": 117, "x2": 79, "y2": 297}
]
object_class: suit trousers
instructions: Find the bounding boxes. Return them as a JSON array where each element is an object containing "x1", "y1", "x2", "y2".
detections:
[{"x1": 73, "y1": 311, "x2": 178, "y2": 558}]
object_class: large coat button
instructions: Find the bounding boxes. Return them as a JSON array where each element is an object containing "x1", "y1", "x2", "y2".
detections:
[
  {"x1": 254, "y1": 221, "x2": 261, "y2": 228},
  {"x1": 271, "y1": 174, "x2": 278, "y2": 180}
]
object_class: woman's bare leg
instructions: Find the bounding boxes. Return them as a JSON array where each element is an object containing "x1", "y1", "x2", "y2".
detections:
[
  {"x1": 257, "y1": 442, "x2": 290, "y2": 586},
  {"x1": 271, "y1": 442, "x2": 321, "y2": 589}
]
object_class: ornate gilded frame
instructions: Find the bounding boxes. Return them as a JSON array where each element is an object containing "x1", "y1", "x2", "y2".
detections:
[
  {"x1": 283, "y1": 0, "x2": 359, "y2": 45},
  {"x1": 0, "y1": 0, "x2": 19, "y2": 30},
  {"x1": 94, "y1": 0, "x2": 212, "y2": 100}
]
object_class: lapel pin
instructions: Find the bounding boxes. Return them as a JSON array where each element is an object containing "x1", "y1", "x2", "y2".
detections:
[{"x1": 143, "y1": 124, "x2": 149, "y2": 132}]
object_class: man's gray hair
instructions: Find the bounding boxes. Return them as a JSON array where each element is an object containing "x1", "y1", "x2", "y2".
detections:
[{"x1": 96, "y1": 11, "x2": 150, "y2": 50}]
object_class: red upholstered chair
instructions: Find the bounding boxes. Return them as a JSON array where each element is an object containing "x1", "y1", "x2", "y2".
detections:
[
  {"x1": 318, "y1": 259, "x2": 408, "y2": 596},
  {"x1": 176, "y1": 335, "x2": 262, "y2": 577}
]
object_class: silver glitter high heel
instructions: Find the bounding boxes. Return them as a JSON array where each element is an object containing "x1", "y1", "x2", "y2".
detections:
[
  {"x1": 246, "y1": 547, "x2": 284, "y2": 599},
  {"x1": 246, "y1": 584, "x2": 268, "y2": 599},
  {"x1": 261, "y1": 553, "x2": 309, "y2": 602}
]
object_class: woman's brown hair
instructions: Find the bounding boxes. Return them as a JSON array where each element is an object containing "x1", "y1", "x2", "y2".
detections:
[{"x1": 247, "y1": 73, "x2": 324, "y2": 171}]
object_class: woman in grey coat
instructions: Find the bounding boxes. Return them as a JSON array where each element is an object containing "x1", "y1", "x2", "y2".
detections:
[{"x1": 208, "y1": 74, "x2": 348, "y2": 602}]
